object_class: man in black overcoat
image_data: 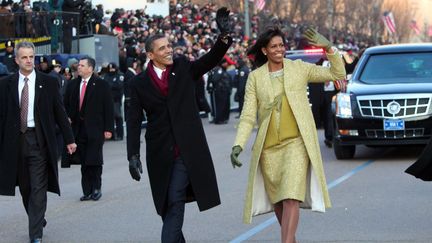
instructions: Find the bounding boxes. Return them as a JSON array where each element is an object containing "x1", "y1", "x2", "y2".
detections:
[
  {"x1": 63, "y1": 57, "x2": 114, "y2": 201},
  {"x1": 0, "y1": 41, "x2": 77, "y2": 243},
  {"x1": 126, "y1": 7, "x2": 233, "y2": 243},
  {"x1": 405, "y1": 139, "x2": 432, "y2": 181}
]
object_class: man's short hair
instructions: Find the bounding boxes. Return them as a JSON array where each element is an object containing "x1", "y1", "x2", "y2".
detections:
[
  {"x1": 14, "y1": 41, "x2": 35, "y2": 57},
  {"x1": 145, "y1": 34, "x2": 166, "y2": 53},
  {"x1": 80, "y1": 56, "x2": 96, "y2": 70}
]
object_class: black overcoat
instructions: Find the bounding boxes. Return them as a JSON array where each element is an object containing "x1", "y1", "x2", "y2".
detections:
[
  {"x1": 0, "y1": 71, "x2": 74, "y2": 196},
  {"x1": 405, "y1": 138, "x2": 432, "y2": 181},
  {"x1": 63, "y1": 75, "x2": 114, "y2": 165},
  {"x1": 127, "y1": 36, "x2": 232, "y2": 216}
]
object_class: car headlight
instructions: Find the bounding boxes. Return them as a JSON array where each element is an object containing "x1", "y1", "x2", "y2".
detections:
[{"x1": 335, "y1": 93, "x2": 352, "y2": 118}]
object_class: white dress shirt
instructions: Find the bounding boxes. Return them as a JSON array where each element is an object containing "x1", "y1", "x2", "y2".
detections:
[
  {"x1": 153, "y1": 65, "x2": 165, "y2": 79},
  {"x1": 80, "y1": 75, "x2": 92, "y2": 94},
  {"x1": 18, "y1": 70, "x2": 36, "y2": 128}
]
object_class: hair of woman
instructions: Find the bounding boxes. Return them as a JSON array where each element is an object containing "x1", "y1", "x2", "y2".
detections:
[{"x1": 247, "y1": 26, "x2": 286, "y2": 68}]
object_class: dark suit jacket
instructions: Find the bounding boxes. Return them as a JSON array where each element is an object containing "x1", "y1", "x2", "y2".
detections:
[
  {"x1": 126, "y1": 36, "x2": 232, "y2": 216},
  {"x1": 0, "y1": 71, "x2": 74, "y2": 196},
  {"x1": 64, "y1": 74, "x2": 114, "y2": 165}
]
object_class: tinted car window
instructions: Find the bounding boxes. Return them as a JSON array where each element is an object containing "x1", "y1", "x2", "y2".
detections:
[{"x1": 360, "y1": 52, "x2": 432, "y2": 84}]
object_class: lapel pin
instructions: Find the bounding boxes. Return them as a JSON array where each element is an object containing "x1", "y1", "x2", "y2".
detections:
[{"x1": 39, "y1": 85, "x2": 42, "y2": 88}]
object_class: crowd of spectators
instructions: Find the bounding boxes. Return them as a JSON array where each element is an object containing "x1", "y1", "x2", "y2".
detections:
[
  {"x1": 101, "y1": 2, "x2": 258, "y2": 75},
  {"x1": 0, "y1": 0, "x2": 53, "y2": 38},
  {"x1": 101, "y1": 2, "x2": 370, "y2": 74},
  {"x1": 0, "y1": 0, "x2": 374, "y2": 75}
]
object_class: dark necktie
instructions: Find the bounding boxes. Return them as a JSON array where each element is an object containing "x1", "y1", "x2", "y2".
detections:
[{"x1": 20, "y1": 77, "x2": 29, "y2": 133}]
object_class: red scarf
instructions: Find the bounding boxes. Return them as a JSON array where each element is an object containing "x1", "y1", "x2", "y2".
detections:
[
  {"x1": 147, "y1": 61, "x2": 171, "y2": 96},
  {"x1": 147, "y1": 61, "x2": 180, "y2": 158}
]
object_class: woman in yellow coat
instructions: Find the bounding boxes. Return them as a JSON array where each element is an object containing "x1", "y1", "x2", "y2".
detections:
[{"x1": 230, "y1": 27, "x2": 346, "y2": 243}]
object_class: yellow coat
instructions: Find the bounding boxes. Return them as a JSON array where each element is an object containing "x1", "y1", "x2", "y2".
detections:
[{"x1": 234, "y1": 50, "x2": 346, "y2": 224}]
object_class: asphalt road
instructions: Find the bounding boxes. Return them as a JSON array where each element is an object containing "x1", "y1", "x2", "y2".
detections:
[{"x1": 1, "y1": 117, "x2": 431, "y2": 243}]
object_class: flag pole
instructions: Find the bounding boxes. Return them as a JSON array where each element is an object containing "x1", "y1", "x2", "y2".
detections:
[{"x1": 245, "y1": 0, "x2": 251, "y2": 39}]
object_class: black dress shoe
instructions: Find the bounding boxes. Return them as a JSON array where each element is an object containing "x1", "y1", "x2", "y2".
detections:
[
  {"x1": 80, "y1": 194, "x2": 92, "y2": 201},
  {"x1": 91, "y1": 189, "x2": 102, "y2": 201},
  {"x1": 42, "y1": 218, "x2": 47, "y2": 227},
  {"x1": 30, "y1": 238, "x2": 42, "y2": 243}
]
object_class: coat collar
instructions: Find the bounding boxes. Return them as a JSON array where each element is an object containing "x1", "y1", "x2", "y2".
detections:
[
  {"x1": 10, "y1": 72, "x2": 19, "y2": 107},
  {"x1": 256, "y1": 62, "x2": 275, "y2": 101},
  {"x1": 256, "y1": 59, "x2": 295, "y2": 100},
  {"x1": 35, "y1": 71, "x2": 43, "y2": 107}
]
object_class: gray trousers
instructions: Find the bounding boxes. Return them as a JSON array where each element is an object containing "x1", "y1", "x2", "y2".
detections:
[{"x1": 17, "y1": 129, "x2": 48, "y2": 239}]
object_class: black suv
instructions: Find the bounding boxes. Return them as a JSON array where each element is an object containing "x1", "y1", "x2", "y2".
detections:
[{"x1": 333, "y1": 43, "x2": 432, "y2": 159}]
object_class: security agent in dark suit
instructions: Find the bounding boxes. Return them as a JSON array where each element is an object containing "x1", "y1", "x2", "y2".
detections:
[
  {"x1": 126, "y1": 7, "x2": 233, "y2": 243},
  {"x1": 0, "y1": 41, "x2": 77, "y2": 243},
  {"x1": 63, "y1": 56, "x2": 114, "y2": 201}
]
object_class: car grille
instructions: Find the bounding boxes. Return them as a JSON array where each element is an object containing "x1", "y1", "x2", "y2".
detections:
[
  {"x1": 357, "y1": 94, "x2": 432, "y2": 119},
  {"x1": 365, "y1": 128, "x2": 424, "y2": 139}
]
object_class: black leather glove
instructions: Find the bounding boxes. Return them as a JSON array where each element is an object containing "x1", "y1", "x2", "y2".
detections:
[
  {"x1": 216, "y1": 7, "x2": 232, "y2": 35},
  {"x1": 230, "y1": 145, "x2": 243, "y2": 168},
  {"x1": 129, "y1": 154, "x2": 143, "y2": 181}
]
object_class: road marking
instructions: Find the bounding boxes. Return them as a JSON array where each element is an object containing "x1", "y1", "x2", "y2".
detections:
[{"x1": 230, "y1": 160, "x2": 375, "y2": 243}]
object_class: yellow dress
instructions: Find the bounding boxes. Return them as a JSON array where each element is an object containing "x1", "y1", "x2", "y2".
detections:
[{"x1": 260, "y1": 69, "x2": 309, "y2": 204}]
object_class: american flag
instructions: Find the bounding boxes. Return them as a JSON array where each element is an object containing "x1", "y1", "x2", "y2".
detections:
[
  {"x1": 255, "y1": 0, "x2": 266, "y2": 11},
  {"x1": 382, "y1": 11, "x2": 396, "y2": 34},
  {"x1": 409, "y1": 20, "x2": 421, "y2": 35}
]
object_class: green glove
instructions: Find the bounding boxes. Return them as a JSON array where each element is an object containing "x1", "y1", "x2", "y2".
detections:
[
  {"x1": 230, "y1": 145, "x2": 243, "y2": 168},
  {"x1": 303, "y1": 27, "x2": 332, "y2": 51}
]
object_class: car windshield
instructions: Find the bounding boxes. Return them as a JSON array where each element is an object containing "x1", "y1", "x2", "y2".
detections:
[{"x1": 360, "y1": 52, "x2": 432, "y2": 84}]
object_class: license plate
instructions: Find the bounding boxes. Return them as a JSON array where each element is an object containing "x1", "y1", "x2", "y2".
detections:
[{"x1": 383, "y1": 119, "x2": 404, "y2": 131}]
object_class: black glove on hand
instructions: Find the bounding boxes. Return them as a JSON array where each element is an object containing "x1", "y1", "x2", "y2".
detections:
[
  {"x1": 230, "y1": 145, "x2": 243, "y2": 168},
  {"x1": 216, "y1": 7, "x2": 232, "y2": 35},
  {"x1": 129, "y1": 154, "x2": 143, "y2": 181}
]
